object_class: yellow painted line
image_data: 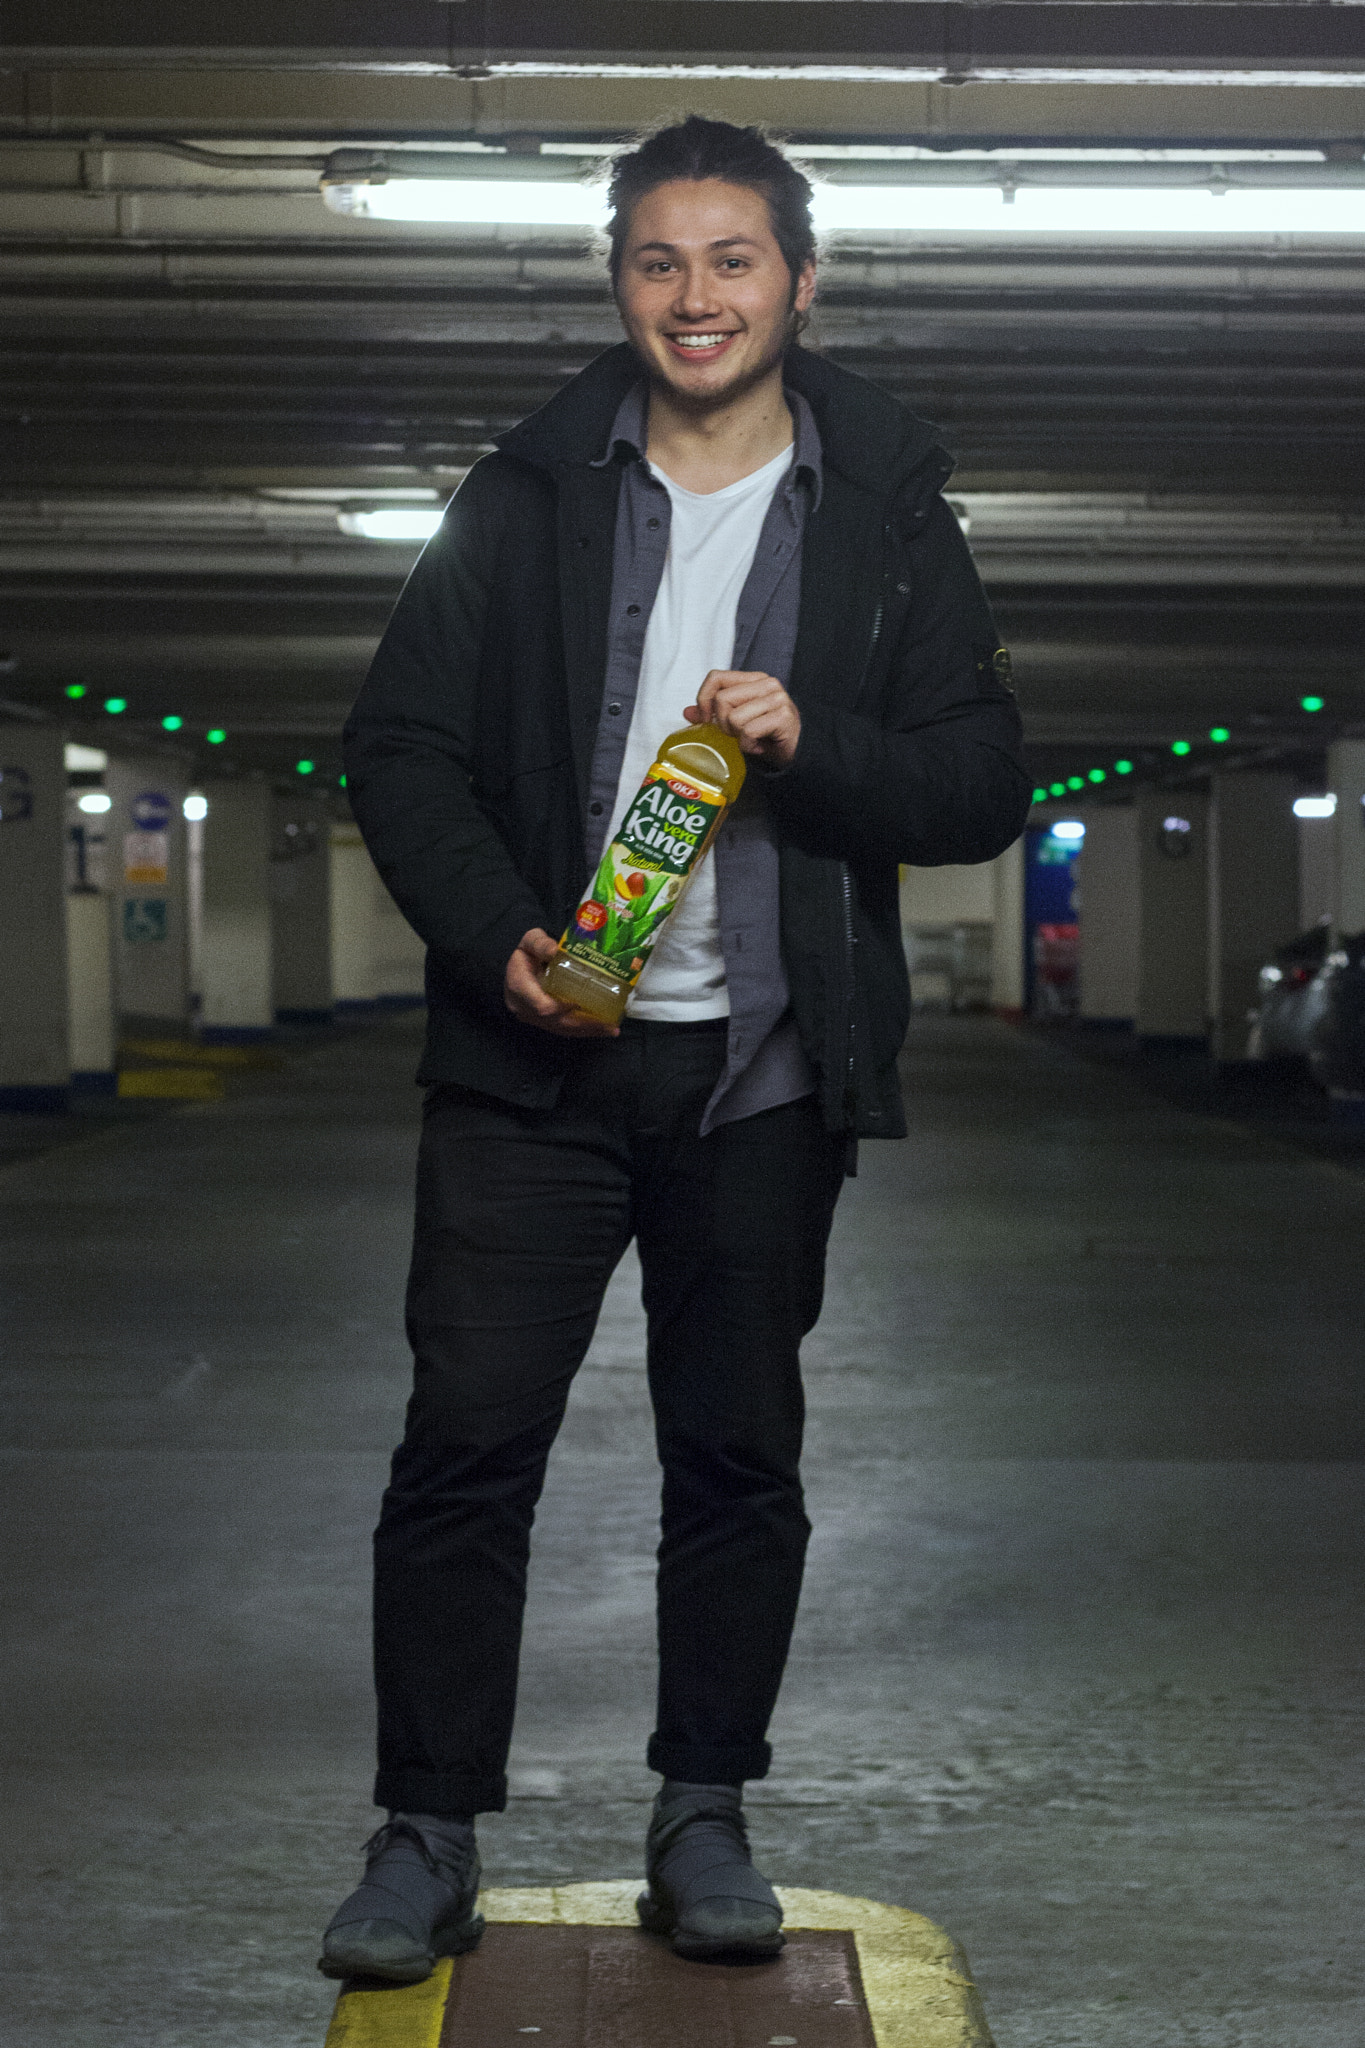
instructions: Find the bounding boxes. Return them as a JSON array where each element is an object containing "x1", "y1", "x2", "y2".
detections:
[
  {"x1": 321, "y1": 1885, "x2": 992, "y2": 2048},
  {"x1": 119, "y1": 1037, "x2": 283, "y2": 1068},
  {"x1": 117, "y1": 1067, "x2": 224, "y2": 1100},
  {"x1": 323, "y1": 1958, "x2": 453, "y2": 2048}
]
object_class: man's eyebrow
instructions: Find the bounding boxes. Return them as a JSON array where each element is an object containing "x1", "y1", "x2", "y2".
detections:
[{"x1": 631, "y1": 236, "x2": 764, "y2": 255}]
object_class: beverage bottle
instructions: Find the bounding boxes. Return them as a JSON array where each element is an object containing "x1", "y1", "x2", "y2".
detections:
[{"x1": 541, "y1": 722, "x2": 747, "y2": 1026}]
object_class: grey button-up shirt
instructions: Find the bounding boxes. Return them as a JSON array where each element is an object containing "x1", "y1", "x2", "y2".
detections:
[{"x1": 585, "y1": 381, "x2": 821, "y2": 1132}]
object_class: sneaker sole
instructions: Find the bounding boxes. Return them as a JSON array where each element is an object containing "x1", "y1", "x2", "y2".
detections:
[
  {"x1": 318, "y1": 1911, "x2": 485, "y2": 1983},
  {"x1": 635, "y1": 1890, "x2": 784, "y2": 1961}
]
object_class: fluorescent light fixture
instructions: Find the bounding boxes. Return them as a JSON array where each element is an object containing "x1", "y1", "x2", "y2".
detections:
[
  {"x1": 183, "y1": 793, "x2": 208, "y2": 822},
  {"x1": 76, "y1": 791, "x2": 112, "y2": 814},
  {"x1": 812, "y1": 187, "x2": 1365, "y2": 235},
  {"x1": 338, "y1": 508, "x2": 445, "y2": 541},
  {"x1": 65, "y1": 743, "x2": 107, "y2": 771},
  {"x1": 1050, "y1": 820, "x2": 1086, "y2": 842},
  {"x1": 1293, "y1": 794, "x2": 1338, "y2": 819},
  {"x1": 323, "y1": 177, "x2": 1365, "y2": 237},
  {"x1": 324, "y1": 180, "x2": 606, "y2": 227}
]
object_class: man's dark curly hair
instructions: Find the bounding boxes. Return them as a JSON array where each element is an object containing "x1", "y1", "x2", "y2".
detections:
[{"x1": 605, "y1": 114, "x2": 817, "y2": 299}]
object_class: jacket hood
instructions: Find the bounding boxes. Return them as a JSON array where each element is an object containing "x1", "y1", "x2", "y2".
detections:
[{"x1": 495, "y1": 340, "x2": 952, "y2": 500}]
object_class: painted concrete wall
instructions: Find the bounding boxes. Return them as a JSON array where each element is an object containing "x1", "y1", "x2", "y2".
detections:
[
  {"x1": 1328, "y1": 740, "x2": 1365, "y2": 936},
  {"x1": 270, "y1": 794, "x2": 333, "y2": 1018},
  {"x1": 1136, "y1": 785, "x2": 1210, "y2": 1040},
  {"x1": 0, "y1": 725, "x2": 69, "y2": 1101},
  {"x1": 200, "y1": 781, "x2": 273, "y2": 1031},
  {"x1": 67, "y1": 889, "x2": 116, "y2": 1079},
  {"x1": 1208, "y1": 772, "x2": 1300, "y2": 1061},
  {"x1": 103, "y1": 754, "x2": 190, "y2": 1027},
  {"x1": 1076, "y1": 807, "x2": 1140, "y2": 1022}
]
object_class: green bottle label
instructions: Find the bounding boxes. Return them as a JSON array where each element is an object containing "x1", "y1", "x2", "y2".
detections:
[{"x1": 562, "y1": 763, "x2": 724, "y2": 982}]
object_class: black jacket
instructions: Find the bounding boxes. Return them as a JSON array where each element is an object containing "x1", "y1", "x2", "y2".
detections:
[{"x1": 343, "y1": 341, "x2": 1030, "y2": 1138}]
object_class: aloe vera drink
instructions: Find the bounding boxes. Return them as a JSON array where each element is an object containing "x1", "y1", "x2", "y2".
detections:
[{"x1": 541, "y1": 723, "x2": 747, "y2": 1026}]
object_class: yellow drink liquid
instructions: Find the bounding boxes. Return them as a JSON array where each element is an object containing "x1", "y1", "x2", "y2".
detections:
[{"x1": 541, "y1": 722, "x2": 747, "y2": 1026}]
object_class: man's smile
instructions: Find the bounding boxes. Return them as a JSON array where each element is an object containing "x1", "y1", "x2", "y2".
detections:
[{"x1": 663, "y1": 331, "x2": 740, "y2": 361}]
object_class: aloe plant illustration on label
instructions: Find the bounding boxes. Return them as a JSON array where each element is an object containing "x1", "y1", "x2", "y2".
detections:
[{"x1": 541, "y1": 722, "x2": 747, "y2": 1026}]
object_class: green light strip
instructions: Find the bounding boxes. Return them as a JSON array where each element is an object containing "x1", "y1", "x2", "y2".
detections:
[{"x1": 1029, "y1": 701, "x2": 1328, "y2": 809}]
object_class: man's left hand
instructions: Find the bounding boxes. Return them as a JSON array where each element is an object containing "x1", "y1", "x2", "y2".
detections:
[{"x1": 687, "y1": 669, "x2": 801, "y2": 769}]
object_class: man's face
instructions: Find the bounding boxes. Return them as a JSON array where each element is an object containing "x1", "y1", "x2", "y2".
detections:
[{"x1": 615, "y1": 178, "x2": 816, "y2": 409}]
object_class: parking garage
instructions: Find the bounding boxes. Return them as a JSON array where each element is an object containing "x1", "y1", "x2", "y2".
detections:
[{"x1": 2, "y1": 7, "x2": 1364, "y2": 2046}]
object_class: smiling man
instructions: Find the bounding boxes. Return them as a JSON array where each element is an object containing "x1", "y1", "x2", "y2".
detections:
[{"x1": 325, "y1": 116, "x2": 1029, "y2": 1984}]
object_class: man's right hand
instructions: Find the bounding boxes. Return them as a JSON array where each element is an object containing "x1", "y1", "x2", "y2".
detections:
[{"x1": 504, "y1": 928, "x2": 620, "y2": 1037}]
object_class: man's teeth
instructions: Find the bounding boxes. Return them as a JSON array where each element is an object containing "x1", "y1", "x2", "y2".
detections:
[{"x1": 672, "y1": 333, "x2": 732, "y2": 349}]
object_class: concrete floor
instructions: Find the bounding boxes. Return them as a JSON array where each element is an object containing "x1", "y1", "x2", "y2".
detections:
[{"x1": 1, "y1": 1013, "x2": 1361, "y2": 2047}]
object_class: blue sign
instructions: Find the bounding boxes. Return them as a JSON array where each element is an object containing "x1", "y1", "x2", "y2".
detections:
[
  {"x1": 124, "y1": 898, "x2": 168, "y2": 943},
  {"x1": 132, "y1": 789, "x2": 173, "y2": 831}
]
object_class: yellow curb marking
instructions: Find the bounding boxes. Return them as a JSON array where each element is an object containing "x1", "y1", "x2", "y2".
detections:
[
  {"x1": 116, "y1": 1067, "x2": 225, "y2": 1100},
  {"x1": 323, "y1": 1957, "x2": 453, "y2": 2048},
  {"x1": 323, "y1": 1884, "x2": 993, "y2": 2048}
]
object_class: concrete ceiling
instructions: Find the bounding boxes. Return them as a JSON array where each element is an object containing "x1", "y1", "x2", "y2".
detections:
[{"x1": 2, "y1": 3, "x2": 1364, "y2": 793}]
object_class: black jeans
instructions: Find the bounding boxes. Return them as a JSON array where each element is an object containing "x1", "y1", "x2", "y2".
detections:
[{"x1": 372, "y1": 1018, "x2": 846, "y2": 1815}]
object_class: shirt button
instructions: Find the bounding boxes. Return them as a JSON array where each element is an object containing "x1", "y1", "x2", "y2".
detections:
[
  {"x1": 589, "y1": 800, "x2": 604, "y2": 816},
  {"x1": 647, "y1": 517, "x2": 660, "y2": 530},
  {"x1": 626, "y1": 603, "x2": 641, "y2": 616},
  {"x1": 608, "y1": 702, "x2": 622, "y2": 716}
]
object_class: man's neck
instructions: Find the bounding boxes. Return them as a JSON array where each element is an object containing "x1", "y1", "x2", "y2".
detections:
[{"x1": 644, "y1": 366, "x2": 793, "y2": 496}]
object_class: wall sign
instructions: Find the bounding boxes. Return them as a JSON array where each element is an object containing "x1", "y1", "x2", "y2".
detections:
[
  {"x1": 0, "y1": 765, "x2": 33, "y2": 823},
  {"x1": 132, "y1": 789, "x2": 173, "y2": 831},
  {"x1": 125, "y1": 829, "x2": 169, "y2": 885},
  {"x1": 124, "y1": 898, "x2": 168, "y2": 943}
]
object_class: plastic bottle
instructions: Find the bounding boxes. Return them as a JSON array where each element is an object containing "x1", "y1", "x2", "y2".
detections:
[{"x1": 540, "y1": 722, "x2": 747, "y2": 1026}]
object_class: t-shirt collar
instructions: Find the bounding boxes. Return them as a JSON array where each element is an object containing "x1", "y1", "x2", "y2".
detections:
[{"x1": 591, "y1": 378, "x2": 823, "y2": 510}]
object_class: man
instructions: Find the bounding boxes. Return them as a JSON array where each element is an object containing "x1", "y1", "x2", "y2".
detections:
[{"x1": 322, "y1": 115, "x2": 1028, "y2": 1983}]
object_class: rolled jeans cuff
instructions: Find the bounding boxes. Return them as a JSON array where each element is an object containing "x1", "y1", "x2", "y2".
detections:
[
  {"x1": 646, "y1": 1735, "x2": 772, "y2": 1786},
  {"x1": 374, "y1": 1767, "x2": 508, "y2": 1817}
]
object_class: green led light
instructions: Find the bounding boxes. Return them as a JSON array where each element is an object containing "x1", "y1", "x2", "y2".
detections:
[
  {"x1": 206, "y1": 728, "x2": 226, "y2": 744},
  {"x1": 296, "y1": 758, "x2": 315, "y2": 776},
  {"x1": 1088, "y1": 768, "x2": 1106, "y2": 784},
  {"x1": 1209, "y1": 726, "x2": 1230, "y2": 743},
  {"x1": 338, "y1": 773, "x2": 347, "y2": 789},
  {"x1": 1301, "y1": 694, "x2": 1324, "y2": 713},
  {"x1": 1032, "y1": 786, "x2": 1047, "y2": 804},
  {"x1": 104, "y1": 696, "x2": 127, "y2": 715},
  {"x1": 1067, "y1": 775, "x2": 1085, "y2": 791},
  {"x1": 1115, "y1": 759, "x2": 1134, "y2": 775},
  {"x1": 161, "y1": 714, "x2": 183, "y2": 732},
  {"x1": 1172, "y1": 740, "x2": 1192, "y2": 756},
  {"x1": 1049, "y1": 781, "x2": 1066, "y2": 797},
  {"x1": 64, "y1": 683, "x2": 86, "y2": 700}
]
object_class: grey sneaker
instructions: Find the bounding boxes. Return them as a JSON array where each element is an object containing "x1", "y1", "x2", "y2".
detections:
[
  {"x1": 636, "y1": 1791, "x2": 784, "y2": 1960},
  {"x1": 319, "y1": 1816, "x2": 484, "y2": 1984}
]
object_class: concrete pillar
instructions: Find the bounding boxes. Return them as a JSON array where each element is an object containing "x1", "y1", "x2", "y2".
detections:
[
  {"x1": 990, "y1": 837, "x2": 1026, "y2": 1017},
  {"x1": 0, "y1": 725, "x2": 69, "y2": 1109},
  {"x1": 103, "y1": 755, "x2": 191, "y2": 1030},
  {"x1": 1075, "y1": 807, "x2": 1139, "y2": 1024},
  {"x1": 329, "y1": 821, "x2": 378, "y2": 1005},
  {"x1": 1136, "y1": 785, "x2": 1209, "y2": 1042},
  {"x1": 1328, "y1": 740, "x2": 1365, "y2": 936},
  {"x1": 270, "y1": 793, "x2": 333, "y2": 1022},
  {"x1": 67, "y1": 889, "x2": 116, "y2": 1088},
  {"x1": 1208, "y1": 772, "x2": 1300, "y2": 1062},
  {"x1": 199, "y1": 781, "x2": 273, "y2": 1037},
  {"x1": 1298, "y1": 813, "x2": 1335, "y2": 932}
]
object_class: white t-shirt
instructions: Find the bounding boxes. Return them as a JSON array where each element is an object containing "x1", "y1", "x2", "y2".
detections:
[{"x1": 609, "y1": 441, "x2": 793, "y2": 1021}]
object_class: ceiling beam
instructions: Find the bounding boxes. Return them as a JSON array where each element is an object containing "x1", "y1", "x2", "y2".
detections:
[{"x1": 7, "y1": 4, "x2": 1365, "y2": 87}]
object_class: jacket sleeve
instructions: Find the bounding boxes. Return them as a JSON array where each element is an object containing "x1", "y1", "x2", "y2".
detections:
[
  {"x1": 342, "y1": 458, "x2": 550, "y2": 1012},
  {"x1": 766, "y1": 494, "x2": 1031, "y2": 867}
]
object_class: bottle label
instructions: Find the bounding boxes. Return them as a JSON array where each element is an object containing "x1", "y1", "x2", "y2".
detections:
[{"x1": 562, "y1": 764, "x2": 725, "y2": 982}]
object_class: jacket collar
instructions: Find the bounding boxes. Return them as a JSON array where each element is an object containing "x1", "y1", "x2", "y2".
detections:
[
  {"x1": 587, "y1": 375, "x2": 824, "y2": 512},
  {"x1": 495, "y1": 339, "x2": 951, "y2": 501}
]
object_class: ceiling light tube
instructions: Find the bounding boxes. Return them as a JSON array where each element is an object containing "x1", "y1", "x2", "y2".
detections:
[{"x1": 323, "y1": 177, "x2": 1365, "y2": 237}]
